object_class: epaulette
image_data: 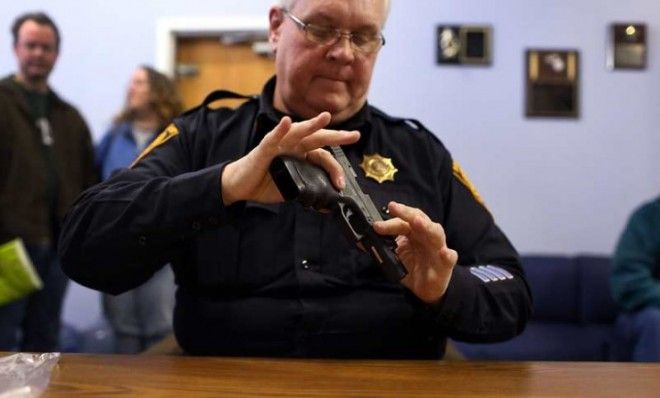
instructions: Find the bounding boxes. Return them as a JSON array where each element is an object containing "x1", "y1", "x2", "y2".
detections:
[
  {"x1": 370, "y1": 106, "x2": 431, "y2": 133},
  {"x1": 181, "y1": 89, "x2": 259, "y2": 116}
]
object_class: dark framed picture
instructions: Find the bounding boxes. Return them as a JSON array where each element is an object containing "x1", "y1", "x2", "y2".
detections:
[
  {"x1": 525, "y1": 49, "x2": 579, "y2": 118},
  {"x1": 436, "y1": 25, "x2": 491, "y2": 65},
  {"x1": 607, "y1": 23, "x2": 647, "y2": 70},
  {"x1": 460, "y1": 26, "x2": 491, "y2": 64}
]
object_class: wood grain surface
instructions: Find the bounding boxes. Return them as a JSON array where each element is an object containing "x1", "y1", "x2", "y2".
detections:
[{"x1": 36, "y1": 354, "x2": 660, "y2": 397}]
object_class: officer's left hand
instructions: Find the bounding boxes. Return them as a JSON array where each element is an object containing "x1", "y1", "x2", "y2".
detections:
[{"x1": 373, "y1": 201, "x2": 458, "y2": 305}]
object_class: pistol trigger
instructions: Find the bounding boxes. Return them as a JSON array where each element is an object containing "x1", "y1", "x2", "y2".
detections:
[{"x1": 338, "y1": 202, "x2": 363, "y2": 240}]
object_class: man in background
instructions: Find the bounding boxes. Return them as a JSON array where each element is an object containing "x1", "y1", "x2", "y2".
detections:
[
  {"x1": 0, "y1": 12, "x2": 96, "y2": 351},
  {"x1": 611, "y1": 195, "x2": 660, "y2": 362}
]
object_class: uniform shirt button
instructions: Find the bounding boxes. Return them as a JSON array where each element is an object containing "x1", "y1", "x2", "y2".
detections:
[
  {"x1": 301, "y1": 259, "x2": 310, "y2": 270},
  {"x1": 138, "y1": 236, "x2": 147, "y2": 246},
  {"x1": 192, "y1": 221, "x2": 201, "y2": 231}
]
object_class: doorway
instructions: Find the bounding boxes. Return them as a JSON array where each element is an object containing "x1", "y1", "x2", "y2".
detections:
[
  {"x1": 155, "y1": 17, "x2": 274, "y2": 109},
  {"x1": 175, "y1": 35, "x2": 275, "y2": 109}
]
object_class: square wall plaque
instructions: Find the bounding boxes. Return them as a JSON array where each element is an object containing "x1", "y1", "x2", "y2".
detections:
[
  {"x1": 525, "y1": 49, "x2": 579, "y2": 118},
  {"x1": 607, "y1": 23, "x2": 647, "y2": 70},
  {"x1": 437, "y1": 25, "x2": 492, "y2": 65}
]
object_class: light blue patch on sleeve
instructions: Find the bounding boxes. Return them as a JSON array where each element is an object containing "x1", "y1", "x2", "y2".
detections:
[
  {"x1": 477, "y1": 266, "x2": 504, "y2": 281},
  {"x1": 469, "y1": 265, "x2": 515, "y2": 283},
  {"x1": 470, "y1": 267, "x2": 493, "y2": 282},
  {"x1": 485, "y1": 265, "x2": 514, "y2": 280}
]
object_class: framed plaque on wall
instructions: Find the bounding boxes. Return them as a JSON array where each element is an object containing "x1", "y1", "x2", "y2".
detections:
[
  {"x1": 436, "y1": 25, "x2": 492, "y2": 65},
  {"x1": 607, "y1": 23, "x2": 647, "y2": 70},
  {"x1": 525, "y1": 49, "x2": 579, "y2": 118}
]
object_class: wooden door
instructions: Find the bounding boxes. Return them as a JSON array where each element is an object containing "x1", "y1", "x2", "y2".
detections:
[{"x1": 175, "y1": 36, "x2": 275, "y2": 110}]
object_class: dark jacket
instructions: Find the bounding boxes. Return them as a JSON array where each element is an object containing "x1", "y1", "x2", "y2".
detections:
[
  {"x1": 0, "y1": 75, "x2": 97, "y2": 245},
  {"x1": 59, "y1": 78, "x2": 531, "y2": 358},
  {"x1": 611, "y1": 196, "x2": 660, "y2": 311}
]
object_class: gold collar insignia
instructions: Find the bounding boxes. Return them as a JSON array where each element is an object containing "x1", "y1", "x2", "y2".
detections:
[
  {"x1": 360, "y1": 153, "x2": 398, "y2": 183},
  {"x1": 130, "y1": 123, "x2": 179, "y2": 168}
]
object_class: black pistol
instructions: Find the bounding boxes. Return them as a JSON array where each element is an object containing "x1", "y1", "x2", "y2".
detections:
[{"x1": 269, "y1": 146, "x2": 408, "y2": 282}]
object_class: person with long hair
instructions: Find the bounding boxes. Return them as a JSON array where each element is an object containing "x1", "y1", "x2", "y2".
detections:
[{"x1": 95, "y1": 65, "x2": 183, "y2": 353}]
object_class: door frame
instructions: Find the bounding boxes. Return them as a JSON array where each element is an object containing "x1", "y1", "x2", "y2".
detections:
[{"x1": 155, "y1": 16, "x2": 269, "y2": 77}]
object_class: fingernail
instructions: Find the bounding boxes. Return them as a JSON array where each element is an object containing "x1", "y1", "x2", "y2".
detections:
[{"x1": 338, "y1": 175, "x2": 345, "y2": 189}]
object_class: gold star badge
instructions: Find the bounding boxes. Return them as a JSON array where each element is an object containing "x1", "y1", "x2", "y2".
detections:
[{"x1": 360, "y1": 153, "x2": 398, "y2": 183}]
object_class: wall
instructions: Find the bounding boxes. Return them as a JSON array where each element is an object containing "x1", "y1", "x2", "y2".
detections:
[
  {"x1": 1, "y1": 0, "x2": 658, "y2": 329},
  {"x1": 374, "y1": 0, "x2": 660, "y2": 258}
]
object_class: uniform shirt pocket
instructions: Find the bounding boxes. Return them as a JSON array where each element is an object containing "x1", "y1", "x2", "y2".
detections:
[{"x1": 360, "y1": 181, "x2": 419, "y2": 220}]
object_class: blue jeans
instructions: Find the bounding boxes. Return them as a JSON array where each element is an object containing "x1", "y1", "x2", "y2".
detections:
[
  {"x1": 102, "y1": 266, "x2": 175, "y2": 353},
  {"x1": 615, "y1": 307, "x2": 660, "y2": 362},
  {"x1": 0, "y1": 243, "x2": 68, "y2": 351}
]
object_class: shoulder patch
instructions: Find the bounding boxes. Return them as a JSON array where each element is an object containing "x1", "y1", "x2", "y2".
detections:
[
  {"x1": 130, "y1": 123, "x2": 179, "y2": 168},
  {"x1": 452, "y1": 161, "x2": 487, "y2": 209},
  {"x1": 469, "y1": 265, "x2": 514, "y2": 283}
]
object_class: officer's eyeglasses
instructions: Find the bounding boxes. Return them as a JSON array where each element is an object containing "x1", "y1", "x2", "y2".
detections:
[{"x1": 282, "y1": 9, "x2": 385, "y2": 54}]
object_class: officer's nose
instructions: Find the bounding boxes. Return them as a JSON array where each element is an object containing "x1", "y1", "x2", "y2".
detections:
[{"x1": 326, "y1": 35, "x2": 356, "y2": 64}]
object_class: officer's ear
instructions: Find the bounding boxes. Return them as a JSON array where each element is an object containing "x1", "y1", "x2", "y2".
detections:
[{"x1": 269, "y1": 7, "x2": 286, "y2": 54}]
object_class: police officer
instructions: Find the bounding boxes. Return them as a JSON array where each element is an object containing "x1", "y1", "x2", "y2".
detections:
[{"x1": 59, "y1": 0, "x2": 532, "y2": 357}]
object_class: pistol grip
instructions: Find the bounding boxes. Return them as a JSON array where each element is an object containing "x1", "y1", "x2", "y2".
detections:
[{"x1": 270, "y1": 156, "x2": 340, "y2": 210}]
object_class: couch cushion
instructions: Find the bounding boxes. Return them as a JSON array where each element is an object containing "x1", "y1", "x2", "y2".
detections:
[
  {"x1": 521, "y1": 256, "x2": 578, "y2": 322},
  {"x1": 575, "y1": 255, "x2": 618, "y2": 323},
  {"x1": 453, "y1": 322, "x2": 615, "y2": 361}
]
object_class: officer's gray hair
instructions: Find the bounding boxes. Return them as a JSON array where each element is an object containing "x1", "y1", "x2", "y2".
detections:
[{"x1": 277, "y1": 0, "x2": 391, "y2": 25}]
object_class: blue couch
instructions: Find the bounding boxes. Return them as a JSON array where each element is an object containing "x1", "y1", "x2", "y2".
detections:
[{"x1": 453, "y1": 255, "x2": 621, "y2": 361}]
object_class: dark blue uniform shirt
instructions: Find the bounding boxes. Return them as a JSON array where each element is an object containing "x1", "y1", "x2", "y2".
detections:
[{"x1": 59, "y1": 78, "x2": 531, "y2": 358}]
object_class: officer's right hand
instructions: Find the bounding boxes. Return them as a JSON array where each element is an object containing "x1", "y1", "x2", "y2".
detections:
[{"x1": 221, "y1": 112, "x2": 360, "y2": 205}]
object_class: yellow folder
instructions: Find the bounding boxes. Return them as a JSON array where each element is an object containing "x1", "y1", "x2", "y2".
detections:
[{"x1": 0, "y1": 238, "x2": 43, "y2": 306}]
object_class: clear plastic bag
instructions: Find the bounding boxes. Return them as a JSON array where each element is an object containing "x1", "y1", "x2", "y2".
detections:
[{"x1": 0, "y1": 353, "x2": 60, "y2": 398}]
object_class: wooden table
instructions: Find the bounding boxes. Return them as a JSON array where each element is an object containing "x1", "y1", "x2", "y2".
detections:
[{"x1": 32, "y1": 354, "x2": 660, "y2": 397}]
